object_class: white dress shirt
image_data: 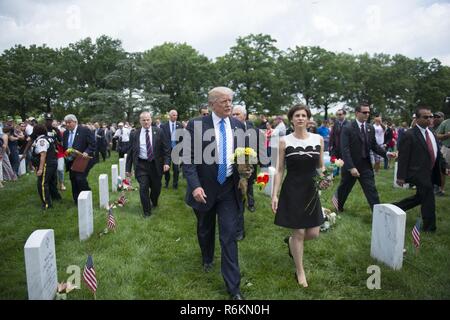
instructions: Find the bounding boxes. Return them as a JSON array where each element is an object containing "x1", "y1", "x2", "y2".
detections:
[
  {"x1": 212, "y1": 112, "x2": 233, "y2": 178},
  {"x1": 139, "y1": 127, "x2": 153, "y2": 160},
  {"x1": 416, "y1": 125, "x2": 437, "y2": 159}
]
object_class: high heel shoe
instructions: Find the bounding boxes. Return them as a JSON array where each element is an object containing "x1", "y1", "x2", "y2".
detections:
[
  {"x1": 295, "y1": 271, "x2": 308, "y2": 288},
  {"x1": 284, "y1": 236, "x2": 293, "y2": 259}
]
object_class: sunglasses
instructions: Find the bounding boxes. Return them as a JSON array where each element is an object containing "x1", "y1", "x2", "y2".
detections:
[
  {"x1": 360, "y1": 111, "x2": 370, "y2": 115},
  {"x1": 420, "y1": 115, "x2": 433, "y2": 119}
]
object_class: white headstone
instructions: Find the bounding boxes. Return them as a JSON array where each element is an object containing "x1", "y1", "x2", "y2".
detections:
[
  {"x1": 111, "y1": 165, "x2": 118, "y2": 192},
  {"x1": 393, "y1": 162, "x2": 409, "y2": 188},
  {"x1": 124, "y1": 153, "x2": 127, "y2": 166},
  {"x1": 0, "y1": 159, "x2": 3, "y2": 181},
  {"x1": 261, "y1": 166, "x2": 276, "y2": 197},
  {"x1": 78, "y1": 191, "x2": 94, "y2": 241},
  {"x1": 370, "y1": 204, "x2": 406, "y2": 270},
  {"x1": 18, "y1": 154, "x2": 26, "y2": 176},
  {"x1": 119, "y1": 158, "x2": 125, "y2": 180},
  {"x1": 99, "y1": 174, "x2": 109, "y2": 209},
  {"x1": 24, "y1": 229, "x2": 58, "y2": 300}
]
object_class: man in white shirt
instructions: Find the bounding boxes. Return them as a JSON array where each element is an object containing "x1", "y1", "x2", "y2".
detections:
[{"x1": 114, "y1": 122, "x2": 131, "y2": 158}]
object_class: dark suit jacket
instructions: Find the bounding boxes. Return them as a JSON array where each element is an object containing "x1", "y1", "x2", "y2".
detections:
[
  {"x1": 341, "y1": 120, "x2": 387, "y2": 171},
  {"x1": 397, "y1": 126, "x2": 441, "y2": 188},
  {"x1": 63, "y1": 125, "x2": 96, "y2": 171},
  {"x1": 95, "y1": 128, "x2": 107, "y2": 149},
  {"x1": 329, "y1": 119, "x2": 348, "y2": 158},
  {"x1": 160, "y1": 121, "x2": 183, "y2": 149},
  {"x1": 125, "y1": 126, "x2": 171, "y2": 177},
  {"x1": 183, "y1": 115, "x2": 246, "y2": 212}
]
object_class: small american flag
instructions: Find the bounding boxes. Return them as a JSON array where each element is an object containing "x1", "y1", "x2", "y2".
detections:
[
  {"x1": 332, "y1": 193, "x2": 339, "y2": 212},
  {"x1": 412, "y1": 219, "x2": 421, "y2": 249},
  {"x1": 83, "y1": 255, "x2": 97, "y2": 293},
  {"x1": 107, "y1": 208, "x2": 116, "y2": 230}
]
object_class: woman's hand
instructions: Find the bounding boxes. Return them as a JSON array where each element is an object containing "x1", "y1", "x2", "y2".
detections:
[
  {"x1": 319, "y1": 179, "x2": 332, "y2": 190},
  {"x1": 271, "y1": 196, "x2": 278, "y2": 214}
]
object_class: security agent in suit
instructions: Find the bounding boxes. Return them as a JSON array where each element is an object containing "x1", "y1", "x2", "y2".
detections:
[
  {"x1": 393, "y1": 107, "x2": 442, "y2": 232},
  {"x1": 62, "y1": 114, "x2": 96, "y2": 204},
  {"x1": 94, "y1": 122, "x2": 107, "y2": 162},
  {"x1": 329, "y1": 109, "x2": 348, "y2": 159},
  {"x1": 161, "y1": 109, "x2": 183, "y2": 189},
  {"x1": 183, "y1": 87, "x2": 246, "y2": 300},
  {"x1": 335, "y1": 104, "x2": 396, "y2": 212},
  {"x1": 125, "y1": 112, "x2": 170, "y2": 217}
]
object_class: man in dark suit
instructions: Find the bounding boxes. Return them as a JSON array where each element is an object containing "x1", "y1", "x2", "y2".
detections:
[
  {"x1": 183, "y1": 87, "x2": 246, "y2": 300},
  {"x1": 329, "y1": 109, "x2": 348, "y2": 159},
  {"x1": 160, "y1": 109, "x2": 183, "y2": 189},
  {"x1": 94, "y1": 122, "x2": 107, "y2": 163},
  {"x1": 334, "y1": 103, "x2": 396, "y2": 212},
  {"x1": 126, "y1": 111, "x2": 170, "y2": 217},
  {"x1": 62, "y1": 114, "x2": 96, "y2": 204},
  {"x1": 393, "y1": 106, "x2": 442, "y2": 232}
]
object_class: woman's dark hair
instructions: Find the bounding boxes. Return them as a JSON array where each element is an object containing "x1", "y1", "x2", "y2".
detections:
[
  {"x1": 287, "y1": 104, "x2": 311, "y2": 121},
  {"x1": 32, "y1": 124, "x2": 47, "y2": 137}
]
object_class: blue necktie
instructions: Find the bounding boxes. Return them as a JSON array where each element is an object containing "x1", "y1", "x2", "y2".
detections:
[
  {"x1": 171, "y1": 123, "x2": 176, "y2": 148},
  {"x1": 68, "y1": 131, "x2": 74, "y2": 148},
  {"x1": 217, "y1": 119, "x2": 227, "y2": 185}
]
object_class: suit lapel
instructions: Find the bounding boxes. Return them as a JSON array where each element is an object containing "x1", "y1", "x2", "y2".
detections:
[
  {"x1": 353, "y1": 121, "x2": 363, "y2": 142},
  {"x1": 152, "y1": 127, "x2": 157, "y2": 149},
  {"x1": 413, "y1": 126, "x2": 429, "y2": 153}
]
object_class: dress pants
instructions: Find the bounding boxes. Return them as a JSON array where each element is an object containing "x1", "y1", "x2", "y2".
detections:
[
  {"x1": 337, "y1": 159, "x2": 380, "y2": 211},
  {"x1": 393, "y1": 182, "x2": 436, "y2": 230},
  {"x1": 69, "y1": 168, "x2": 91, "y2": 204},
  {"x1": 194, "y1": 177, "x2": 241, "y2": 295},
  {"x1": 164, "y1": 162, "x2": 179, "y2": 188},
  {"x1": 37, "y1": 162, "x2": 60, "y2": 208},
  {"x1": 136, "y1": 158, "x2": 161, "y2": 215}
]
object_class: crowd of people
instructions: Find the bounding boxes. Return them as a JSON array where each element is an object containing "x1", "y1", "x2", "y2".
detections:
[{"x1": 1, "y1": 86, "x2": 449, "y2": 299}]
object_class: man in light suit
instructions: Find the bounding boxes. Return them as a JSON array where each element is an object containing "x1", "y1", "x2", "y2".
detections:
[
  {"x1": 126, "y1": 112, "x2": 170, "y2": 217},
  {"x1": 183, "y1": 87, "x2": 246, "y2": 300},
  {"x1": 62, "y1": 114, "x2": 96, "y2": 204},
  {"x1": 393, "y1": 106, "x2": 442, "y2": 232}
]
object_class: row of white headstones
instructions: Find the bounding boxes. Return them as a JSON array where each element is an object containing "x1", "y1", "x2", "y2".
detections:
[
  {"x1": 23, "y1": 155, "x2": 409, "y2": 299},
  {"x1": 23, "y1": 154, "x2": 129, "y2": 300}
]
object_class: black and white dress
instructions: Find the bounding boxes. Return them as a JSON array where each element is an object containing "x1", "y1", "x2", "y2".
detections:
[{"x1": 275, "y1": 133, "x2": 324, "y2": 229}]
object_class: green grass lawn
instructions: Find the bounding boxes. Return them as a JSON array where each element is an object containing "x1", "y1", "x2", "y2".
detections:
[{"x1": 1, "y1": 154, "x2": 449, "y2": 300}]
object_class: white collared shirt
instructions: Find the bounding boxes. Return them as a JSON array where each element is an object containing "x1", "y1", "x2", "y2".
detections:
[
  {"x1": 416, "y1": 125, "x2": 437, "y2": 159},
  {"x1": 212, "y1": 112, "x2": 233, "y2": 178},
  {"x1": 139, "y1": 127, "x2": 153, "y2": 160},
  {"x1": 169, "y1": 120, "x2": 177, "y2": 140},
  {"x1": 114, "y1": 126, "x2": 131, "y2": 142}
]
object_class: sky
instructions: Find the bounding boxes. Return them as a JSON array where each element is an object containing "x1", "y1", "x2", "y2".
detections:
[{"x1": 1, "y1": 0, "x2": 450, "y2": 65}]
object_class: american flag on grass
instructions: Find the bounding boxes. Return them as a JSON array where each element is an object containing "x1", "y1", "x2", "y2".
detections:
[
  {"x1": 331, "y1": 193, "x2": 339, "y2": 212},
  {"x1": 107, "y1": 207, "x2": 116, "y2": 230},
  {"x1": 412, "y1": 218, "x2": 421, "y2": 249},
  {"x1": 83, "y1": 255, "x2": 97, "y2": 293}
]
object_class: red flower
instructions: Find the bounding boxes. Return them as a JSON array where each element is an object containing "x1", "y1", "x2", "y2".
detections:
[{"x1": 330, "y1": 156, "x2": 337, "y2": 163}]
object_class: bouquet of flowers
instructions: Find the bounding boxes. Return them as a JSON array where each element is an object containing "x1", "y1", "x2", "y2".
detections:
[
  {"x1": 320, "y1": 207, "x2": 338, "y2": 232},
  {"x1": 305, "y1": 158, "x2": 344, "y2": 213},
  {"x1": 56, "y1": 281, "x2": 78, "y2": 300},
  {"x1": 230, "y1": 147, "x2": 257, "y2": 201},
  {"x1": 256, "y1": 172, "x2": 269, "y2": 190}
]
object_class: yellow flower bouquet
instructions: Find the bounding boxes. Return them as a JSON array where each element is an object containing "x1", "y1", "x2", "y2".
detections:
[{"x1": 230, "y1": 147, "x2": 257, "y2": 201}]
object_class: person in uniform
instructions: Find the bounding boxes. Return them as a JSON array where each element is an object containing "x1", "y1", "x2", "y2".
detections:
[{"x1": 32, "y1": 124, "x2": 60, "y2": 210}]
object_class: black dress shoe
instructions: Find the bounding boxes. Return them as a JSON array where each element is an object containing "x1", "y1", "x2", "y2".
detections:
[
  {"x1": 247, "y1": 206, "x2": 256, "y2": 212},
  {"x1": 236, "y1": 232, "x2": 245, "y2": 241},
  {"x1": 143, "y1": 212, "x2": 151, "y2": 218},
  {"x1": 284, "y1": 236, "x2": 293, "y2": 259},
  {"x1": 203, "y1": 262, "x2": 213, "y2": 272},
  {"x1": 230, "y1": 293, "x2": 245, "y2": 300}
]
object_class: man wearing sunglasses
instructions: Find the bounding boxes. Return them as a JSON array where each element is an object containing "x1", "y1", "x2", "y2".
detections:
[
  {"x1": 333, "y1": 103, "x2": 396, "y2": 213},
  {"x1": 393, "y1": 107, "x2": 443, "y2": 232}
]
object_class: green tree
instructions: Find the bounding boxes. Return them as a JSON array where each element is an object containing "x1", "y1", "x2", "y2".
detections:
[{"x1": 216, "y1": 34, "x2": 291, "y2": 115}]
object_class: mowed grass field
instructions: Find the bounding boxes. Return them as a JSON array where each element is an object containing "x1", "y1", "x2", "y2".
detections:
[{"x1": 1, "y1": 153, "x2": 449, "y2": 300}]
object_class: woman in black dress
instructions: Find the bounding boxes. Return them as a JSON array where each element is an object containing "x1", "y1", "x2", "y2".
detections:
[{"x1": 271, "y1": 104, "x2": 330, "y2": 287}]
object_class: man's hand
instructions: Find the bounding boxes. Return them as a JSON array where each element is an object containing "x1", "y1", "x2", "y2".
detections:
[
  {"x1": 36, "y1": 169, "x2": 43, "y2": 177},
  {"x1": 126, "y1": 171, "x2": 132, "y2": 177},
  {"x1": 350, "y1": 168, "x2": 360, "y2": 177},
  {"x1": 82, "y1": 152, "x2": 89, "y2": 158},
  {"x1": 192, "y1": 187, "x2": 207, "y2": 204},
  {"x1": 396, "y1": 178, "x2": 405, "y2": 186},
  {"x1": 163, "y1": 164, "x2": 170, "y2": 172}
]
